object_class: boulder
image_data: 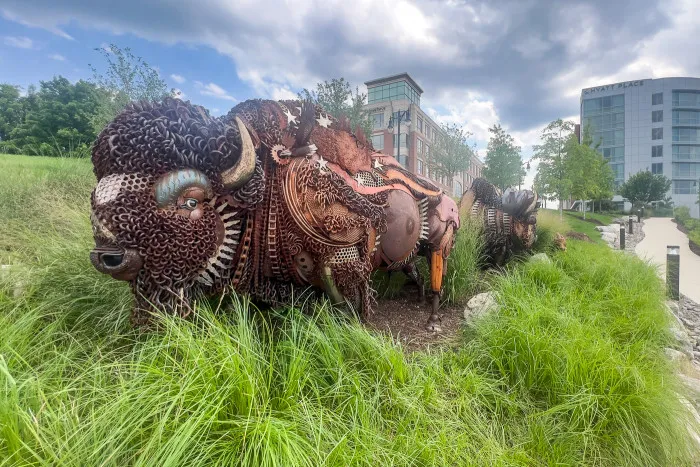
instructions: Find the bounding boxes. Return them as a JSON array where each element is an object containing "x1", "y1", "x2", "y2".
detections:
[
  {"x1": 464, "y1": 292, "x2": 499, "y2": 321},
  {"x1": 666, "y1": 347, "x2": 690, "y2": 364},
  {"x1": 601, "y1": 232, "x2": 617, "y2": 244},
  {"x1": 529, "y1": 253, "x2": 552, "y2": 264}
]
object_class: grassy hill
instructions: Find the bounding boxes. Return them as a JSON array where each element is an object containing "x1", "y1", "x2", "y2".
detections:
[{"x1": 0, "y1": 154, "x2": 698, "y2": 466}]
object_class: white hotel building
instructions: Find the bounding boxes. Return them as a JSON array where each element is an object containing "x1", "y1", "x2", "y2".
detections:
[{"x1": 580, "y1": 77, "x2": 700, "y2": 218}]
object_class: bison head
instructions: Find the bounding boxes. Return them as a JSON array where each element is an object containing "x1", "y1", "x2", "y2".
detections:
[{"x1": 88, "y1": 98, "x2": 257, "y2": 326}]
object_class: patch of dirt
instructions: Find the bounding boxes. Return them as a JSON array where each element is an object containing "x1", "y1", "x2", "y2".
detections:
[
  {"x1": 366, "y1": 287, "x2": 465, "y2": 352},
  {"x1": 566, "y1": 231, "x2": 592, "y2": 242}
]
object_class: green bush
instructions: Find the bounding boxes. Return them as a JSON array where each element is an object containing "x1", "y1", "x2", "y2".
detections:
[{"x1": 675, "y1": 206, "x2": 691, "y2": 225}]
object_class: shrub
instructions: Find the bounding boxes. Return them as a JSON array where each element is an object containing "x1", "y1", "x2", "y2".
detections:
[
  {"x1": 532, "y1": 209, "x2": 568, "y2": 253},
  {"x1": 674, "y1": 206, "x2": 691, "y2": 225}
]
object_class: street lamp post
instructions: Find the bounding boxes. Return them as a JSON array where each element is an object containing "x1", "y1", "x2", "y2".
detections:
[
  {"x1": 519, "y1": 159, "x2": 532, "y2": 190},
  {"x1": 388, "y1": 109, "x2": 411, "y2": 168}
]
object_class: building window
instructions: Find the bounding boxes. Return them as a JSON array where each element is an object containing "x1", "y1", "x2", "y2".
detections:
[
  {"x1": 673, "y1": 145, "x2": 700, "y2": 161},
  {"x1": 416, "y1": 138, "x2": 423, "y2": 155},
  {"x1": 652, "y1": 93, "x2": 663, "y2": 105},
  {"x1": 651, "y1": 163, "x2": 663, "y2": 174},
  {"x1": 652, "y1": 110, "x2": 663, "y2": 123},
  {"x1": 371, "y1": 134, "x2": 384, "y2": 150},
  {"x1": 673, "y1": 91, "x2": 700, "y2": 107},
  {"x1": 652, "y1": 128, "x2": 663, "y2": 140},
  {"x1": 367, "y1": 80, "x2": 421, "y2": 106},
  {"x1": 673, "y1": 180, "x2": 698, "y2": 194},
  {"x1": 673, "y1": 162, "x2": 700, "y2": 178},
  {"x1": 393, "y1": 133, "x2": 408, "y2": 148},
  {"x1": 397, "y1": 154, "x2": 408, "y2": 168},
  {"x1": 454, "y1": 181, "x2": 463, "y2": 197},
  {"x1": 417, "y1": 117, "x2": 423, "y2": 133},
  {"x1": 418, "y1": 159, "x2": 424, "y2": 175},
  {"x1": 673, "y1": 110, "x2": 700, "y2": 125},
  {"x1": 372, "y1": 113, "x2": 384, "y2": 129},
  {"x1": 673, "y1": 127, "x2": 700, "y2": 143},
  {"x1": 652, "y1": 145, "x2": 663, "y2": 158}
]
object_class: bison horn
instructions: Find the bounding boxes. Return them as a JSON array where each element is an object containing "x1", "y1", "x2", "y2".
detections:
[{"x1": 220, "y1": 116, "x2": 257, "y2": 190}]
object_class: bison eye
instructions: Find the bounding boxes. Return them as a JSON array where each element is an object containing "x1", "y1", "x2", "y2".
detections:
[{"x1": 182, "y1": 198, "x2": 199, "y2": 210}]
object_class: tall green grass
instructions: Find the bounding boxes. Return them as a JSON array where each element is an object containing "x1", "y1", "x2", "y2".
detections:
[{"x1": 1, "y1": 155, "x2": 698, "y2": 466}]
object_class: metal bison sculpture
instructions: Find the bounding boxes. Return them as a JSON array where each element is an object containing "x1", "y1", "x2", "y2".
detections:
[{"x1": 89, "y1": 97, "x2": 538, "y2": 331}]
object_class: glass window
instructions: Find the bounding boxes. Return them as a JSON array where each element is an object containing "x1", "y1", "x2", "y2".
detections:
[
  {"x1": 652, "y1": 110, "x2": 663, "y2": 123},
  {"x1": 393, "y1": 133, "x2": 408, "y2": 148},
  {"x1": 417, "y1": 117, "x2": 423, "y2": 132},
  {"x1": 673, "y1": 145, "x2": 700, "y2": 161},
  {"x1": 673, "y1": 91, "x2": 700, "y2": 107},
  {"x1": 371, "y1": 134, "x2": 384, "y2": 150},
  {"x1": 397, "y1": 154, "x2": 408, "y2": 168},
  {"x1": 652, "y1": 128, "x2": 663, "y2": 140},
  {"x1": 673, "y1": 180, "x2": 699, "y2": 194},
  {"x1": 425, "y1": 125, "x2": 430, "y2": 139},
  {"x1": 673, "y1": 162, "x2": 700, "y2": 178},
  {"x1": 673, "y1": 127, "x2": 700, "y2": 142},
  {"x1": 416, "y1": 138, "x2": 423, "y2": 155},
  {"x1": 651, "y1": 163, "x2": 663, "y2": 174},
  {"x1": 417, "y1": 159, "x2": 424, "y2": 175},
  {"x1": 454, "y1": 181, "x2": 463, "y2": 197},
  {"x1": 652, "y1": 93, "x2": 663, "y2": 105},
  {"x1": 372, "y1": 113, "x2": 384, "y2": 129},
  {"x1": 673, "y1": 110, "x2": 700, "y2": 125},
  {"x1": 652, "y1": 145, "x2": 663, "y2": 158}
]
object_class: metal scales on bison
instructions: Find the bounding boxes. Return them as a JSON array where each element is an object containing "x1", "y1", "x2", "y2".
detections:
[{"x1": 88, "y1": 97, "x2": 538, "y2": 332}]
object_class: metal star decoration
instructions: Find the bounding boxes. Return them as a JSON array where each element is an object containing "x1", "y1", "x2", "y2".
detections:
[
  {"x1": 317, "y1": 156, "x2": 329, "y2": 172},
  {"x1": 284, "y1": 108, "x2": 298, "y2": 125},
  {"x1": 373, "y1": 159, "x2": 385, "y2": 171},
  {"x1": 316, "y1": 113, "x2": 332, "y2": 128}
]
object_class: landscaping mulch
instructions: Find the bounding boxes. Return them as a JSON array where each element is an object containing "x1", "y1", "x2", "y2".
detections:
[{"x1": 366, "y1": 289, "x2": 465, "y2": 352}]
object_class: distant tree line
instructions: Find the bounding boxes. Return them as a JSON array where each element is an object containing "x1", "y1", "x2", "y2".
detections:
[{"x1": 0, "y1": 44, "x2": 175, "y2": 157}]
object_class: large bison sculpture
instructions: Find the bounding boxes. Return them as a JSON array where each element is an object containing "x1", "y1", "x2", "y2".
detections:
[
  {"x1": 88, "y1": 97, "x2": 539, "y2": 331},
  {"x1": 89, "y1": 97, "x2": 462, "y2": 331}
]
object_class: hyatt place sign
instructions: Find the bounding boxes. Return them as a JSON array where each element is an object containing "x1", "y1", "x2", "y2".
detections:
[{"x1": 583, "y1": 80, "x2": 645, "y2": 95}]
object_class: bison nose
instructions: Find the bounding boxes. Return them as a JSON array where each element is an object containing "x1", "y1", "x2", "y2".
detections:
[{"x1": 90, "y1": 247, "x2": 143, "y2": 281}]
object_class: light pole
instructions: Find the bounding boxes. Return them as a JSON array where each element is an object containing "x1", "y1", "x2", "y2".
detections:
[
  {"x1": 519, "y1": 159, "x2": 532, "y2": 190},
  {"x1": 388, "y1": 109, "x2": 411, "y2": 168}
]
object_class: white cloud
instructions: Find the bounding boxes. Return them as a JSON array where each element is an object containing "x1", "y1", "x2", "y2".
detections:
[
  {"x1": 3, "y1": 36, "x2": 34, "y2": 49},
  {"x1": 48, "y1": 53, "x2": 65, "y2": 61},
  {"x1": 194, "y1": 81, "x2": 237, "y2": 102},
  {"x1": 512, "y1": 35, "x2": 552, "y2": 60},
  {"x1": 170, "y1": 73, "x2": 185, "y2": 84}
]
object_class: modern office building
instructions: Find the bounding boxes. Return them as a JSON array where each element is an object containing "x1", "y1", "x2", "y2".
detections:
[
  {"x1": 580, "y1": 77, "x2": 700, "y2": 217},
  {"x1": 363, "y1": 73, "x2": 483, "y2": 197}
]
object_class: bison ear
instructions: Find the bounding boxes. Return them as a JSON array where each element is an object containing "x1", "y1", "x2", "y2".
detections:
[{"x1": 219, "y1": 117, "x2": 258, "y2": 190}]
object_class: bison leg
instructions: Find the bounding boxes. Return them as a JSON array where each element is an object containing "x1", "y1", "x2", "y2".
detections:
[
  {"x1": 320, "y1": 265, "x2": 346, "y2": 307},
  {"x1": 426, "y1": 250, "x2": 445, "y2": 332},
  {"x1": 402, "y1": 262, "x2": 425, "y2": 303}
]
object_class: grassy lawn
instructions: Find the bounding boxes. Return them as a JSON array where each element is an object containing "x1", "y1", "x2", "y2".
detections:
[
  {"x1": 1, "y1": 155, "x2": 698, "y2": 466},
  {"x1": 538, "y1": 209, "x2": 617, "y2": 244}
]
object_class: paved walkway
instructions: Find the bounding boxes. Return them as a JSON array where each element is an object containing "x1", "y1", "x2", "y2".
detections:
[{"x1": 635, "y1": 217, "x2": 700, "y2": 304}]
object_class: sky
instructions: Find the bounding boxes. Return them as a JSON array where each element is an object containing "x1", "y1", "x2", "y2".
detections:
[{"x1": 1, "y1": 0, "x2": 699, "y2": 190}]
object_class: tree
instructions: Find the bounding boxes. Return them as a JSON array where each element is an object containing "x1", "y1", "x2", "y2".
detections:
[
  {"x1": 6, "y1": 76, "x2": 101, "y2": 156},
  {"x1": 424, "y1": 122, "x2": 475, "y2": 184},
  {"x1": 0, "y1": 84, "x2": 23, "y2": 144},
  {"x1": 297, "y1": 77, "x2": 372, "y2": 139},
  {"x1": 532, "y1": 119, "x2": 576, "y2": 220},
  {"x1": 89, "y1": 44, "x2": 176, "y2": 134},
  {"x1": 482, "y1": 124, "x2": 525, "y2": 191},
  {"x1": 619, "y1": 171, "x2": 672, "y2": 209}
]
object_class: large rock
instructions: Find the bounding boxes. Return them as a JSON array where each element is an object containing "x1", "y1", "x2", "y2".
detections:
[
  {"x1": 601, "y1": 232, "x2": 617, "y2": 244},
  {"x1": 464, "y1": 292, "x2": 499, "y2": 321},
  {"x1": 529, "y1": 253, "x2": 552, "y2": 264},
  {"x1": 666, "y1": 347, "x2": 690, "y2": 364}
]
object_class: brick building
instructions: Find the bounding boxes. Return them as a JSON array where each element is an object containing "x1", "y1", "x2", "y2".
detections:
[{"x1": 363, "y1": 72, "x2": 483, "y2": 197}]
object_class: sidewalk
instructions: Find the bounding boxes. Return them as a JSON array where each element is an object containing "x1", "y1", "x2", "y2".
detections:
[{"x1": 635, "y1": 217, "x2": 700, "y2": 304}]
